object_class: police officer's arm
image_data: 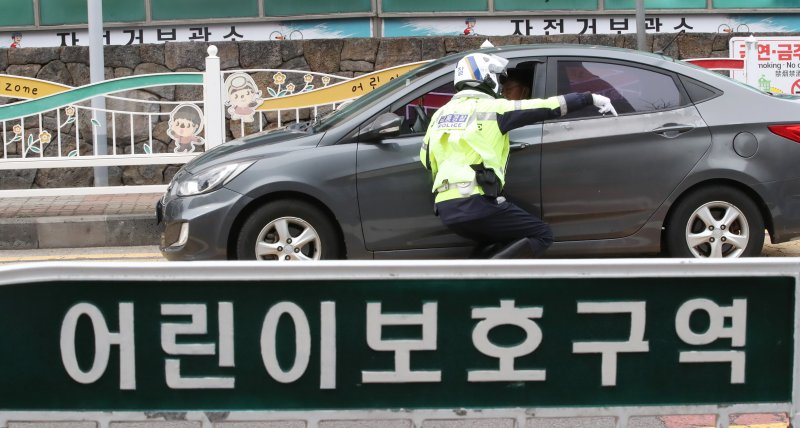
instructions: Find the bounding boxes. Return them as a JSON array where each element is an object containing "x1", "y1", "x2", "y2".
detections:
[
  {"x1": 421, "y1": 133, "x2": 437, "y2": 172},
  {"x1": 495, "y1": 92, "x2": 593, "y2": 134},
  {"x1": 420, "y1": 109, "x2": 442, "y2": 172}
]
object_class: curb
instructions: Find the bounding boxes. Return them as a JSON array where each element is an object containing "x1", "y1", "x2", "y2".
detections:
[{"x1": 0, "y1": 214, "x2": 159, "y2": 250}]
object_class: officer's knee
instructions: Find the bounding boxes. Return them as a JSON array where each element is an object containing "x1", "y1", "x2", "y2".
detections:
[{"x1": 532, "y1": 224, "x2": 554, "y2": 248}]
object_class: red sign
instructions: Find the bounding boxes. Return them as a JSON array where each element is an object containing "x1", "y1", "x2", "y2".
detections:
[{"x1": 791, "y1": 79, "x2": 800, "y2": 95}]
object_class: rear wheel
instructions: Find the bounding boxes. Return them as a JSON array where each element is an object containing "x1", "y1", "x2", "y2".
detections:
[
  {"x1": 236, "y1": 199, "x2": 341, "y2": 261},
  {"x1": 666, "y1": 186, "x2": 764, "y2": 258}
]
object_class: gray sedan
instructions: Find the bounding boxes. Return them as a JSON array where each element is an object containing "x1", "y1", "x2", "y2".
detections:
[{"x1": 158, "y1": 44, "x2": 800, "y2": 260}]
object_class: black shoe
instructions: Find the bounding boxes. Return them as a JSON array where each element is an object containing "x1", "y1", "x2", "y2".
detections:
[
  {"x1": 470, "y1": 243, "x2": 502, "y2": 259},
  {"x1": 490, "y1": 238, "x2": 537, "y2": 259}
]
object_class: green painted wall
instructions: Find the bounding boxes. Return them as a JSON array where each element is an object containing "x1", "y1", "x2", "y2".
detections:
[
  {"x1": 150, "y1": 0, "x2": 259, "y2": 20},
  {"x1": 39, "y1": 0, "x2": 145, "y2": 25},
  {"x1": 714, "y1": 0, "x2": 800, "y2": 7},
  {"x1": 0, "y1": 0, "x2": 35, "y2": 26},
  {"x1": 381, "y1": 0, "x2": 488, "y2": 13},
  {"x1": 264, "y1": 0, "x2": 372, "y2": 16},
  {"x1": 605, "y1": 0, "x2": 705, "y2": 8},
  {"x1": 495, "y1": 0, "x2": 597, "y2": 11}
]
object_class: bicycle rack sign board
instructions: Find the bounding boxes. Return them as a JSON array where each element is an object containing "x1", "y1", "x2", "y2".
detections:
[{"x1": 0, "y1": 259, "x2": 797, "y2": 428}]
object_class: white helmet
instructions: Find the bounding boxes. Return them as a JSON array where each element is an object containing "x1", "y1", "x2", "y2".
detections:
[{"x1": 454, "y1": 53, "x2": 509, "y2": 96}]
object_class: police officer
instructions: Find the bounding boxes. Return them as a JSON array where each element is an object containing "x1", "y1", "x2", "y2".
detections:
[{"x1": 421, "y1": 52, "x2": 617, "y2": 258}]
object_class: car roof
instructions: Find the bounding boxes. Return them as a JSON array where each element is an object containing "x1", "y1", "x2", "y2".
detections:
[
  {"x1": 475, "y1": 43, "x2": 678, "y2": 63},
  {"x1": 433, "y1": 43, "x2": 728, "y2": 81}
]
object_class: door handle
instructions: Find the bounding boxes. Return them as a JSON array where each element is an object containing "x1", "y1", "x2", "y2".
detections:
[
  {"x1": 652, "y1": 124, "x2": 695, "y2": 138},
  {"x1": 510, "y1": 142, "x2": 531, "y2": 151}
]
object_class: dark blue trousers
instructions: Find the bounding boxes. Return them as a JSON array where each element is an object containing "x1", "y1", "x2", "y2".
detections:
[{"x1": 436, "y1": 194, "x2": 553, "y2": 257}]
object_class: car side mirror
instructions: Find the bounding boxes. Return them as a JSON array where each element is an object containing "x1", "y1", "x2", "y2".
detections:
[{"x1": 359, "y1": 112, "x2": 402, "y2": 141}]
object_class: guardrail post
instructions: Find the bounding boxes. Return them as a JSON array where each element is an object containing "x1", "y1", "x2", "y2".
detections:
[
  {"x1": 744, "y1": 34, "x2": 759, "y2": 88},
  {"x1": 204, "y1": 45, "x2": 225, "y2": 149}
]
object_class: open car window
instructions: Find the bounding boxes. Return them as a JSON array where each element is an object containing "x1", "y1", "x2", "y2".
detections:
[{"x1": 392, "y1": 81, "x2": 456, "y2": 135}]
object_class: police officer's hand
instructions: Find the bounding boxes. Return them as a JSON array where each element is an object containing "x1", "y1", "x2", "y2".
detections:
[{"x1": 592, "y1": 94, "x2": 618, "y2": 117}]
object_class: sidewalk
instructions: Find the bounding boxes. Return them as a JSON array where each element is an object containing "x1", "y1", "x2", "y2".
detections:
[{"x1": 0, "y1": 193, "x2": 162, "y2": 250}]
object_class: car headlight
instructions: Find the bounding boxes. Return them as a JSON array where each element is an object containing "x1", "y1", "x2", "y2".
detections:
[{"x1": 176, "y1": 161, "x2": 254, "y2": 197}]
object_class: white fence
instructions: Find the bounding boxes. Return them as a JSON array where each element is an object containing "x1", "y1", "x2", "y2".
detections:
[{"x1": 0, "y1": 45, "x2": 353, "y2": 197}]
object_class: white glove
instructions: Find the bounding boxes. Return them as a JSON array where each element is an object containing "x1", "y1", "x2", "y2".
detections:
[{"x1": 592, "y1": 94, "x2": 618, "y2": 117}]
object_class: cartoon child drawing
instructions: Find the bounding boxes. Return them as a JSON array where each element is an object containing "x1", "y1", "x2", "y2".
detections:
[
  {"x1": 464, "y1": 17, "x2": 477, "y2": 36},
  {"x1": 167, "y1": 104, "x2": 206, "y2": 153},
  {"x1": 224, "y1": 72, "x2": 263, "y2": 123},
  {"x1": 10, "y1": 32, "x2": 22, "y2": 48}
]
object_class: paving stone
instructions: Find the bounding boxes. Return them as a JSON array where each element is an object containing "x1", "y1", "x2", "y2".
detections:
[
  {"x1": 527, "y1": 417, "x2": 616, "y2": 428},
  {"x1": 320, "y1": 420, "x2": 411, "y2": 428},
  {"x1": 422, "y1": 419, "x2": 515, "y2": 428},
  {"x1": 111, "y1": 423, "x2": 200, "y2": 428},
  {"x1": 9, "y1": 423, "x2": 97, "y2": 428},
  {"x1": 215, "y1": 422, "x2": 306, "y2": 428}
]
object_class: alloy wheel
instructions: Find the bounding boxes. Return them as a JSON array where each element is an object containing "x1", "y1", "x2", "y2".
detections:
[
  {"x1": 254, "y1": 216, "x2": 322, "y2": 261},
  {"x1": 684, "y1": 201, "x2": 749, "y2": 258}
]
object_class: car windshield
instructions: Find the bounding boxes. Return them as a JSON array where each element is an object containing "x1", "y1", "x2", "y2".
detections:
[{"x1": 314, "y1": 59, "x2": 452, "y2": 132}]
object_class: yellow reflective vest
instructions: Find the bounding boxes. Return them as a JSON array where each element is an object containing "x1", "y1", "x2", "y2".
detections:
[{"x1": 421, "y1": 89, "x2": 574, "y2": 204}]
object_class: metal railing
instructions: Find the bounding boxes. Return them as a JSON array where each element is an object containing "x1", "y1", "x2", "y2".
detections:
[{"x1": 0, "y1": 47, "x2": 362, "y2": 197}]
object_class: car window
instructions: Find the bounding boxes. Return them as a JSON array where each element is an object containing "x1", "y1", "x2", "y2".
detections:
[
  {"x1": 557, "y1": 60, "x2": 683, "y2": 119},
  {"x1": 393, "y1": 81, "x2": 456, "y2": 135},
  {"x1": 315, "y1": 60, "x2": 452, "y2": 132},
  {"x1": 680, "y1": 75, "x2": 721, "y2": 104}
]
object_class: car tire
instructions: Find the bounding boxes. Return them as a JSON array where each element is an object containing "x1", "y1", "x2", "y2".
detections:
[
  {"x1": 236, "y1": 199, "x2": 341, "y2": 261},
  {"x1": 666, "y1": 186, "x2": 764, "y2": 258}
]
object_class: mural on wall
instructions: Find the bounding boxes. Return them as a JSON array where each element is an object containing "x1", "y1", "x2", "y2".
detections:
[
  {"x1": 9, "y1": 31, "x2": 22, "y2": 48},
  {"x1": 224, "y1": 72, "x2": 263, "y2": 123},
  {"x1": 382, "y1": 13, "x2": 800, "y2": 37},
  {"x1": 255, "y1": 62, "x2": 426, "y2": 111},
  {"x1": 167, "y1": 104, "x2": 206, "y2": 153},
  {"x1": 728, "y1": 14, "x2": 800, "y2": 33},
  {"x1": 7, "y1": 13, "x2": 800, "y2": 47},
  {"x1": 6, "y1": 18, "x2": 372, "y2": 48},
  {"x1": 464, "y1": 17, "x2": 478, "y2": 36}
]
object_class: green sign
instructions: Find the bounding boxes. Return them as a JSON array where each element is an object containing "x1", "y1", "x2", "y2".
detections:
[{"x1": 0, "y1": 276, "x2": 792, "y2": 410}]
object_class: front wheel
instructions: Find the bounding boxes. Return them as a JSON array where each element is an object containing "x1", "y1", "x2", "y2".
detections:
[
  {"x1": 666, "y1": 187, "x2": 764, "y2": 258},
  {"x1": 236, "y1": 199, "x2": 341, "y2": 261}
]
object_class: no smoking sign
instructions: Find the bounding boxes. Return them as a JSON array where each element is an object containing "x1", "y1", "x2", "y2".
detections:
[{"x1": 792, "y1": 79, "x2": 800, "y2": 95}]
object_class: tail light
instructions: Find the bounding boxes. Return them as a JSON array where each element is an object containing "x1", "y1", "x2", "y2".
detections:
[{"x1": 768, "y1": 124, "x2": 800, "y2": 143}]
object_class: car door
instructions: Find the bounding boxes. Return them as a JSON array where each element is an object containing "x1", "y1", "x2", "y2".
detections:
[
  {"x1": 355, "y1": 77, "x2": 467, "y2": 253},
  {"x1": 356, "y1": 63, "x2": 545, "y2": 254},
  {"x1": 503, "y1": 60, "x2": 545, "y2": 218},
  {"x1": 541, "y1": 58, "x2": 712, "y2": 241}
]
